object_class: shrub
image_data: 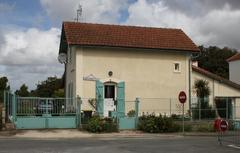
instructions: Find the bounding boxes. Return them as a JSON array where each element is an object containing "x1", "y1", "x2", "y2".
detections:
[
  {"x1": 127, "y1": 110, "x2": 136, "y2": 117},
  {"x1": 85, "y1": 116, "x2": 118, "y2": 133},
  {"x1": 138, "y1": 114, "x2": 181, "y2": 133},
  {"x1": 194, "y1": 123, "x2": 214, "y2": 132}
]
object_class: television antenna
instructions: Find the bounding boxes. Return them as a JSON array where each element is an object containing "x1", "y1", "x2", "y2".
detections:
[{"x1": 75, "y1": 4, "x2": 82, "y2": 22}]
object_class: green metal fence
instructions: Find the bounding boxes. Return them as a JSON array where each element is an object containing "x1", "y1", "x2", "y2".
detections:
[{"x1": 4, "y1": 91, "x2": 81, "y2": 129}]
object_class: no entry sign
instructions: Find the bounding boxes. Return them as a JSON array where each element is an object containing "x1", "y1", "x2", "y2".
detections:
[
  {"x1": 178, "y1": 91, "x2": 187, "y2": 104},
  {"x1": 220, "y1": 120, "x2": 228, "y2": 132},
  {"x1": 214, "y1": 119, "x2": 228, "y2": 132}
]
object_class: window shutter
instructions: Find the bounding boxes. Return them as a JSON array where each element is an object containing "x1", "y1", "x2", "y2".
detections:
[
  {"x1": 96, "y1": 80, "x2": 104, "y2": 116},
  {"x1": 117, "y1": 81, "x2": 125, "y2": 117}
]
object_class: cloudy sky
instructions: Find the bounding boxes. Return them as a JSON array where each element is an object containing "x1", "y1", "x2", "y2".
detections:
[{"x1": 0, "y1": 0, "x2": 240, "y2": 91}]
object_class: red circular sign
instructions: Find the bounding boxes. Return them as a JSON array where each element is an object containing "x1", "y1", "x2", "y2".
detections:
[
  {"x1": 220, "y1": 120, "x2": 228, "y2": 132},
  {"x1": 178, "y1": 91, "x2": 187, "y2": 104}
]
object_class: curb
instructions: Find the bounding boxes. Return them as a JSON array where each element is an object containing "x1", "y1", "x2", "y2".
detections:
[{"x1": 0, "y1": 130, "x2": 217, "y2": 139}]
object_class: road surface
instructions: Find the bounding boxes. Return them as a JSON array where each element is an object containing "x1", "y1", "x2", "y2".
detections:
[{"x1": 0, "y1": 136, "x2": 239, "y2": 153}]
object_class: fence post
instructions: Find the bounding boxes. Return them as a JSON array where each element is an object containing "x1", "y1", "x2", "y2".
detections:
[
  {"x1": 135, "y1": 97, "x2": 140, "y2": 128},
  {"x1": 3, "y1": 90, "x2": 6, "y2": 108},
  {"x1": 199, "y1": 98, "x2": 201, "y2": 121},
  {"x1": 226, "y1": 98, "x2": 228, "y2": 120},
  {"x1": 169, "y1": 98, "x2": 172, "y2": 116},
  {"x1": 76, "y1": 96, "x2": 82, "y2": 128},
  {"x1": 45, "y1": 99, "x2": 48, "y2": 115},
  {"x1": 233, "y1": 98, "x2": 236, "y2": 120},
  {"x1": 12, "y1": 94, "x2": 16, "y2": 122}
]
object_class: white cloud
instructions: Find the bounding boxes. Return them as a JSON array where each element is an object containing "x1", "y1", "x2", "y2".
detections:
[
  {"x1": 125, "y1": 0, "x2": 240, "y2": 49},
  {"x1": 40, "y1": 0, "x2": 129, "y2": 24},
  {"x1": 0, "y1": 27, "x2": 60, "y2": 65},
  {"x1": 0, "y1": 26, "x2": 63, "y2": 90}
]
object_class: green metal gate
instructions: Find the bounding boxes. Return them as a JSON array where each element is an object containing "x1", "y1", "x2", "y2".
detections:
[{"x1": 4, "y1": 91, "x2": 81, "y2": 129}]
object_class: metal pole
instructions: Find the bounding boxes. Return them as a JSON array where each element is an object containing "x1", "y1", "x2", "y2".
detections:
[
  {"x1": 170, "y1": 98, "x2": 172, "y2": 116},
  {"x1": 188, "y1": 57, "x2": 192, "y2": 121},
  {"x1": 199, "y1": 98, "x2": 201, "y2": 121},
  {"x1": 233, "y1": 98, "x2": 236, "y2": 120},
  {"x1": 76, "y1": 96, "x2": 82, "y2": 128},
  {"x1": 3, "y1": 90, "x2": 6, "y2": 108},
  {"x1": 182, "y1": 103, "x2": 185, "y2": 135},
  {"x1": 135, "y1": 97, "x2": 140, "y2": 128},
  {"x1": 12, "y1": 94, "x2": 16, "y2": 122},
  {"x1": 226, "y1": 98, "x2": 228, "y2": 120},
  {"x1": 46, "y1": 99, "x2": 48, "y2": 115}
]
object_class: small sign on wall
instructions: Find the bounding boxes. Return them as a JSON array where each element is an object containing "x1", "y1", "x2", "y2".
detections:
[{"x1": 83, "y1": 74, "x2": 98, "y2": 81}]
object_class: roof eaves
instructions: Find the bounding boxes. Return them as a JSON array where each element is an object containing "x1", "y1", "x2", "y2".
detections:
[
  {"x1": 68, "y1": 43, "x2": 200, "y2": 53},
  {"x1": 192, "y1": 65, "x2": 240, "y2": 91},
  {"x1": 227, "y1": 53, "x2": 240, "y2": 62}
]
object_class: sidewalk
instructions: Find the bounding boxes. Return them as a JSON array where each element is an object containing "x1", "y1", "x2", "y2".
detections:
[{"x1": 0, "y1": 129, "x2": 217, "y2": 139}]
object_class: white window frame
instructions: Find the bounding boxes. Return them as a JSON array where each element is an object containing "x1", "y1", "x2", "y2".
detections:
[{"x1": 173, "y1": 62, "x2": 181, "y2": 73}]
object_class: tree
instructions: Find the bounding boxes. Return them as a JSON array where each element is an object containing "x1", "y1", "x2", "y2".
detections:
[
  {"x1": 196, "y1": 46, "x2": 237, "y2": 79},
  {"x1": 193, "y1": 79, "x2": 215, "y2": 119},
  {"x1": 52, "y1": 89, "x2": 64, "y2": 97},
  {"x1": 30, "y1": 76, "x2": 64, "y2": 97},
  {"x1": 15, "y1": 84, "x2": 30, "y2": 97},
  {"x1": 0, "y1": 76, "x2": 10, "y2": 103},
  {"x1": 194, "y1": 79, "x2": 210, "y2": 98}
]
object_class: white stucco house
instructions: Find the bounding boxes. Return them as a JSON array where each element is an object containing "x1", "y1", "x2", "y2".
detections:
[{"x1": 58, "y1": 22, "x2": 240, "y2": 119}]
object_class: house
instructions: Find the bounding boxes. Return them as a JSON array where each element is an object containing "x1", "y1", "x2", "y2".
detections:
[
  {"x1": 191, "y1": 63, "x2": 240, "y2": 119},
  {"x1": 227, "y1": 53, "x2": 240, "y2": 84},
  {"x1": 58, "y1": 22, "x2": 240, "y2": 119}
]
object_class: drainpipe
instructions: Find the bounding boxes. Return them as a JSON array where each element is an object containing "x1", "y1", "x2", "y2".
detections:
[
  {"x1": 189, "y1": 51, "x2": 200, "y2": 120},
  {"x1": 188, "y1": 56, "x2": 192, "y2": 119}
]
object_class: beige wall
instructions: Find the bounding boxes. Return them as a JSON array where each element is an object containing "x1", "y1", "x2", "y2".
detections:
[
  {"x1": 74, "y1": 46, "x2": 190, "y2": 114},
  {"x1": 229, "y1": 61, "x2": 240, "y2": 84}
]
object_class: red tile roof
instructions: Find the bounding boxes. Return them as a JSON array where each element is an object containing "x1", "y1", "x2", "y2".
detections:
[
  {"x1": 59, "y1": 22, "x2": 199, "y2": 53},
  {"x1": 192, "y1": 65, "x2": 240, "y2": 91},
  {"x1": 227, "y1": 53, "x2": 240, "y2": 62}
]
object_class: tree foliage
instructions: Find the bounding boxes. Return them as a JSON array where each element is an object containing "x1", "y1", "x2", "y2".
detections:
[
  {"x1": 194, "y1": 79, "x2": 210, "y2": 98},
  {"x1": 30, "y1": 76, "x2": 64, "y2": 97},
  {"x1": 193, "y1": 79, "x2": 215, "y2": 119},
  {"x1": 15, "y1": 84, "x2": 30, "y2": 97},
  {"x1": 0, "y1": 76, "x2": 10, "y2": 103},
  {"x1": 196, "y1": 46, "x2": 237, "y2": 79}
]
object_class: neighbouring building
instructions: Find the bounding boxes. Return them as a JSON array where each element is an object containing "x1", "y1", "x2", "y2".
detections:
[
  {"x1": 59, "y1": 22, "x2": 240, "y2": 119},
  {"x1": 227, "y1": 53, "x2": 240, "y2": 84},
  {"x1": 191, "y1": 64, "x2": 240, "y2": 119}
]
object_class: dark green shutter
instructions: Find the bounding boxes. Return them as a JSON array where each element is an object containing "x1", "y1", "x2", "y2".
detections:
[{"x1": 96, "y1": 80, "x2": 104, "y2": 116}]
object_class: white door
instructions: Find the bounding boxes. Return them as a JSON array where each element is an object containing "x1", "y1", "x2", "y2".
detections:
[{"x1": 104, "y1": 84, "x2": 116, "y2": 117}]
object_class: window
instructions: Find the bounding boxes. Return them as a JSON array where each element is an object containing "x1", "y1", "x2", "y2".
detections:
[
  {"x1": 174, "y1": 62, "x2": 181, "y2": 72},
  {"x1": 104, "y1": 85, "x2": 115, "y2": 99}
]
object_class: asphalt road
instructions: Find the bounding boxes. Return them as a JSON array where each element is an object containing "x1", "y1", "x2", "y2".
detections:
[{"x1": 0, "y1": 136, "x2": 239, "y2": 153}]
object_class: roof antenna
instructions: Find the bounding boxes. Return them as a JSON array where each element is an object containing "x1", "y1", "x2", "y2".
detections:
[{"x1": 75, "y1": 4, "x2": 82, "y2": 22}]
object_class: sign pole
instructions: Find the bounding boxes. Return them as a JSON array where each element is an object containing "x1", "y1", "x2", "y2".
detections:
[{"x1": 178, "y1": 91, "x2": 187, "y2": 136}]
